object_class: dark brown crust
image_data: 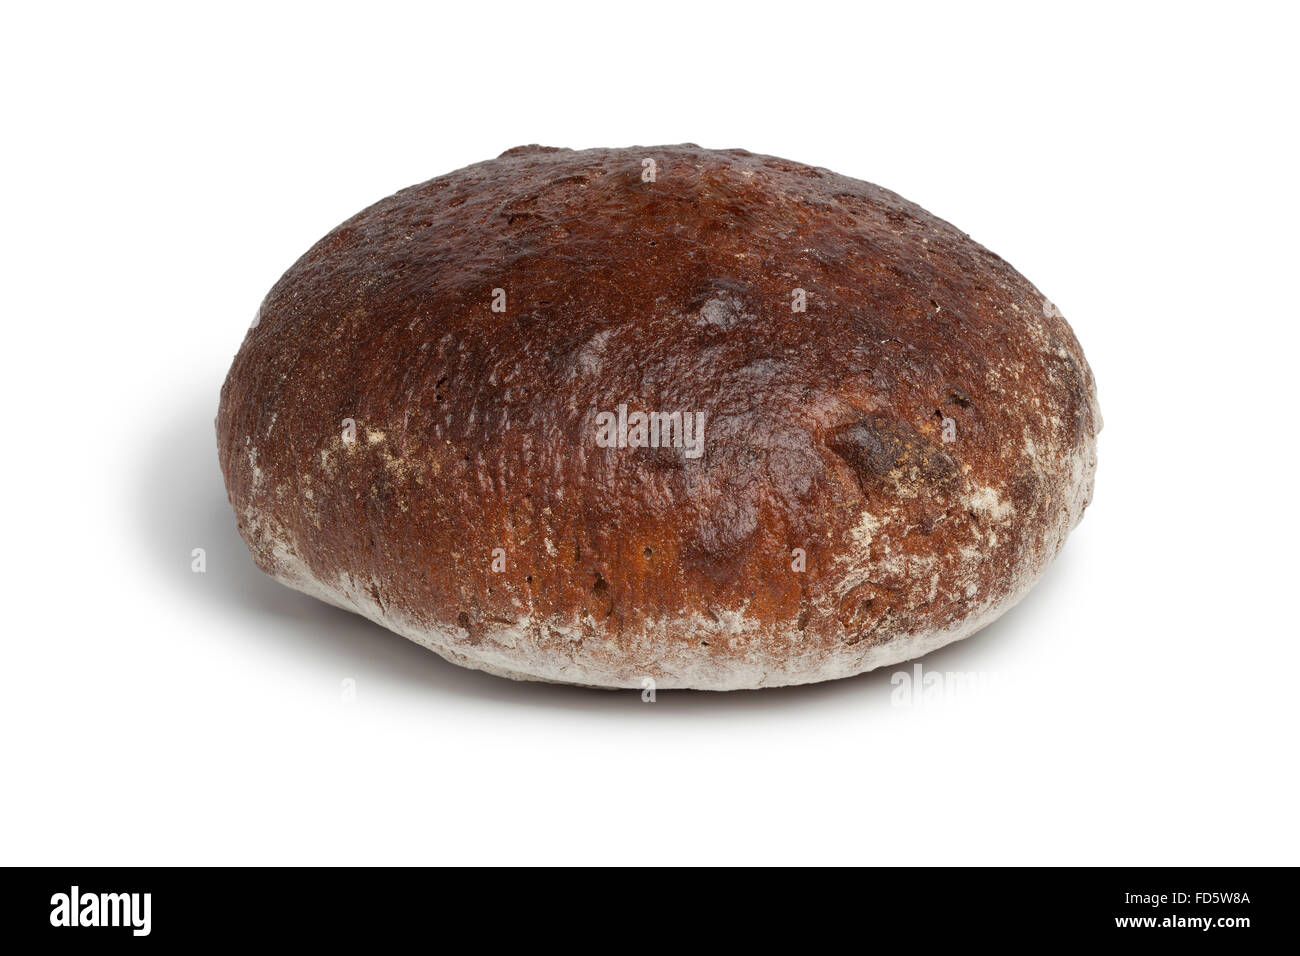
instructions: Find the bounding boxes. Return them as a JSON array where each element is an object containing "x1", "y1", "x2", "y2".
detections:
[{"x1": 217, "y1": 144, "x2": 1100, "y2": 689}]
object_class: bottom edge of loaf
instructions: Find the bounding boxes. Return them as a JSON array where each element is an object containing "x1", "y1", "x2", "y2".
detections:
[{"x1": 260, "y1": 550, "x2": 1035, "y2": 692}]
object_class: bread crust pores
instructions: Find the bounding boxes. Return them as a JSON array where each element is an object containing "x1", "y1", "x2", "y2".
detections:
[{"x1": 217, "y1": 144, "x2": 1100, "y2": 690}]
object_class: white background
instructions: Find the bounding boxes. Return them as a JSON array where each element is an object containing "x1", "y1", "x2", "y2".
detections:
[{"x1": 2, "y1": 1, "x2": 1296, "y2": 865}]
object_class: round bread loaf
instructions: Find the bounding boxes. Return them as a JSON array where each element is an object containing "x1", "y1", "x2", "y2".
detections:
[{"x1": 217, "y1": 144, "x2": 1100, "y2": 690}]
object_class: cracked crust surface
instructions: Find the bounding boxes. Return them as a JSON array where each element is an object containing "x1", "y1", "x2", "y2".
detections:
[{"x1": 217, "y1": 144, "x2": 1101, "y2": 690}]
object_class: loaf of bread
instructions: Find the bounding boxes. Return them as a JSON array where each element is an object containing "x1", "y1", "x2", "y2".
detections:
[{"x1": 217, "y1": 144, "x2": 1100, "y2": 690}]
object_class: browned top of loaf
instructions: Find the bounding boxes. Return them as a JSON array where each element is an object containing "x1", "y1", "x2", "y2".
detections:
[{"x1": 218, "y1": 144, "x2": 1099, "y2": 675}]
